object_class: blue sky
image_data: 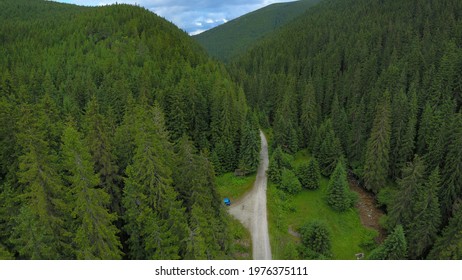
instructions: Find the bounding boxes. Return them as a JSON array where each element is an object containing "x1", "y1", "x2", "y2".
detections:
[{"x1": 55, "y1": 0, "x2": 296, "y2": 35}]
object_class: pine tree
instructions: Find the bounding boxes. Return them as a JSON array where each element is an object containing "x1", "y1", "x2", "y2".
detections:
[
  {"x1": 369, "y1": 225, "x2": 407, "y2": 260},
  {"x1": 122, "y1": 103, "x2": 188, "y2": 259},
  {"x1": 299, "y1": 80, "x2": 318, "y2": 149},
  {"x1": 61, "y1": 123, "x2": 122, "y2": 260},
  {"x1": 427, "y1": 202, "x2": 462, "y2": 260},
  {"x1": 388, "y1": 155, "x2": 426, "y2": 229},
  {"x1": 327, "y1": 160, "x2": 351, "y2": 212},
  {"x1": 408, "y1": 167, "x2": 441, "y2": 259},
  {"x1": 84, "y1": 96, "x2": 121, "y2": 215},
  {"x1": 268, "y1": 146, "x2": 292, "y2": 184},
  {"x1": 296, "y1": 157, "x2": 321, "y2": 190},
  {"x1": 313, "y1": 119, "x2": 343, "y2": 176},
  {"x1": 364, "y1": 91, "x2": 391, "y2": 193},
  {"x1": 238, "y1": 113, "x2": 260, "y2": 173},
  {"x1": 11, "y1": 105, "x2": 70, "y2": 259},
  {"x1": 439, "y1": 113, "x2": 462, "y2": 221}
]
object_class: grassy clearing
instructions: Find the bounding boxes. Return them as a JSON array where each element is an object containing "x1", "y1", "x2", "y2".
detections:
[
  {"x1": 268, "y1": 149, "x2": 378, "y2": 260},
  {"x1": 216, "y1": 172, "x2": 256, "y2": 259},
  {"x1": 228, "y1": 215, "x2": 252, "y2": 260},
  {"x1": 216, "y1": 172, "x2": 256, "y2": 202}
]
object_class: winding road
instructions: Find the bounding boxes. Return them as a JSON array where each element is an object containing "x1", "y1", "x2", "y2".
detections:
[{"x1": 229, "y1": 130, "x2": 271, "y2": 260}]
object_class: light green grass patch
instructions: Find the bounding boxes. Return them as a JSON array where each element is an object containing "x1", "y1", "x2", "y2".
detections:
[{"x1": 216, "y1": 172, "x2": 256, "y2": 202}]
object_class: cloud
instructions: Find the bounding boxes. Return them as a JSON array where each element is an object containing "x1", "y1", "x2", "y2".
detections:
[{"x1": 55, "y1": 0, "x2": 296, "y2": 35}]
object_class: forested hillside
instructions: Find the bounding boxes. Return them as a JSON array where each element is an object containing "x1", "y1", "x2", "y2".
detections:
[
  {"x1": 194, "y1": 0, "x2": 322, "y2": 62},
  {"x1": 230, "y1": 0, "x2": 462, "y2": 259},
  {"x1": 0, "y1": 0, "x2": 259, "y2": 259}
]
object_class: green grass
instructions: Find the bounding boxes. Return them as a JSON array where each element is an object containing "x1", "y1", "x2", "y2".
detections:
[
  {"x1": 216, "y1": 172, "x2": 256, "y2": 259},
  {"x1": 228, "y1": 216, "x2": 252, "y2": 260},
  {"x1": 216, "y1": 172, "x2": 256, "y2": 202},
  {"x1": 268, "y1": 149, "x2": 378, "y2": 260}
]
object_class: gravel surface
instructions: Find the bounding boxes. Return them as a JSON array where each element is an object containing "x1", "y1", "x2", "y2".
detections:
[{"x1": 229, "y1": 131, "x2": 271, "y2": 260}]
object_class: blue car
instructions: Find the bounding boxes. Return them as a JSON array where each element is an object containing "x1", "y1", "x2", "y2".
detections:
[{"x1": 224, "y1": 198, "x2": 231, "y2": 206}]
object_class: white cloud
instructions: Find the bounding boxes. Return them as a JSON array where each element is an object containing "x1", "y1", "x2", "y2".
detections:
[{"x1": 55, "y1": 0, "x2": 296, "y2": 34}]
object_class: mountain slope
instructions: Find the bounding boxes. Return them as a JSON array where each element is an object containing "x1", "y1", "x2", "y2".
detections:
[
  {"x1": 0, "y1": 0, "x2": 258, "y2": 260},
  {"x1": 230, "y1": 0, "x2": 462, "y2": 259},
  {"x1": 194, "y1": 0, "x2": 322, "y2": 62}
]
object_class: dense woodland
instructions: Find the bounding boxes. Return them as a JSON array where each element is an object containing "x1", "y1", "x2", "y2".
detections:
[
  {"x1": 229, "y1": 0, "x2": 462, "y2": 259},
  {"x1": 0, "y1": 0, "x2": 260, "y2": 259}
]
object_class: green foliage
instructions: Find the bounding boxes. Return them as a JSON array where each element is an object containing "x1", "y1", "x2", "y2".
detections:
[
  {"x1": 296, "y1": 158, "x2": 321, "y2": 190},
  {"x1": 326, "y1": 161, "x2": 353, "y2": 212},
  {"x1": 299, "y1": 220, "x2": 332, "y2": 259},
  {"x1": 368, "y1": 225, "x2": 407, "y2": 260},
  {"x1": 279, "y1": 169, "x2": 302, "y2": 195},
  {"x1": 267, "y1": 146, "x2": 293, "y2": 184},
  {"x1": 428, "y1": 202, "x2": 462, "y2": 260},
  {"x1": 194, "y1": 0, "x2": 322, "y2": 62},
  {"x1": 61, "y1": 123, "x2": 122, "y2": 259},
  {"x1": 364, "y1": 92, "x2": 392, "y2": 193},
  {"x1": 238, "y1": 113, "x2": 260, "y2": 173},
  {"x1": 313, "y1": 119, "x2": 343, "y2": 177}
]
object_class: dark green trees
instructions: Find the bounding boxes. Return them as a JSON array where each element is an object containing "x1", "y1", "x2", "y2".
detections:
[
  {"x1": 369, "y1": 225, "x2": 407, "y2": 260},
  {"x1": 312, "y1": 119, "x2": 343, "y2": 176},
  {"x1": 11, "y1": 106, "x2": 70, "y2": 259},
  {"x1": 326, "y1": 161, "x2": 354, "y2": 212},
  {"x1": 428, "y1": 203, "x2": 462, "y2": 260},
  {"x1": 296, "y1": 158, "x2": 321, "y2": 190},
  {"x1": 61, "y1": 123, "x2": 122, "y2": 259},
  {"x1": 238, "y1": 114, "x2": 260, "y2": 173},
  {"x1": 364, "y1": 92, "x2": 391, "y2": 193}
]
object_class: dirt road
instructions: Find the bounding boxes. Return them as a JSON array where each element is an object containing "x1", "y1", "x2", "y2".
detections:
[{"x1": 229, "y1": 131, "x2": 271, "y2": 260}]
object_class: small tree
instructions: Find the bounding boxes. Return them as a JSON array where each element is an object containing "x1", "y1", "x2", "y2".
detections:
[
  {"x1": 297, "y1": 158, "x2": 321, "y2": 190},
  {"x1": 279, "y1": 168, "x2": 302, "y2": 195},
  {"x1": 300, "y1": 220, "x2": 332, "y2": 259},
  {"x1": 327, "y1": 161, "x2": 352, "y2": 212}
]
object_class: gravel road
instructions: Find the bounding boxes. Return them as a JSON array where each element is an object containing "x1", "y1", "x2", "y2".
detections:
[{"x1": 229, "y1": 130, "x2": 271, "y2": 260}]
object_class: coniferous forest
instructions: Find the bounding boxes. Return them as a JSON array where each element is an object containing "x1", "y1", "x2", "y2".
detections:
[
  {"x1": 228, "y1": 0, "x2": 462, "y2": 259},
  {"x1": 0, "y1": 0, "x2": 259, "y2": 259},
  {"x1": 1, "y1": 0, "x2": 462, "y2": 261}
]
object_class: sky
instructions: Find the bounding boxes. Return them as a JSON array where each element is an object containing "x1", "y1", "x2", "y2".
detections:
[{"x1": 55, "y1": 0, "x2": 296, "y2": 35}]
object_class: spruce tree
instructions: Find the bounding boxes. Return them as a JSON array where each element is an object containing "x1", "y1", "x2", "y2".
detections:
[
  {"x1": 388, "y1": 155, "x2": 426, "y2": 229},
  {"x1": 369, "y1": 225, "x2": 407, "y2": 260},
  {"x1": 84, "y1": 96, "x2": 121, "y2": 215},
  {"x1": 61, "y1": 123, "x2": 122, "y2": 260},
  {"x1": 427, "y1": 202, "x2": 462, "y2": 260},
  {"x1": 313, "y1": 119, "x2": 343, "y2": 176},
  {"x1": 439, "y1": 113, "x2": 462, "y2": 221},
  {"x1": 408, "y1": 167, "x2": 441, "y2": 259},
  {"x1": 326, "y1": 160, "x2": 351, "y2": 212},
  {"x1": 364, "y1": 91, "x2": 391, "y2": 193},
  {"x1": 279, "y1": 168, "x2": 302, "y2": 195},
  {"x1": 238, "y1": 113, "x2": 260, "y2": 173},
  {"x1": 296, "y1": 157, "x2": 321, "y2": 190},
  {"x1": 300, "y1": 80, "x2": 318, "y2": 149},
  {"x1": 11, "y1": 105, "x2": 70, "y2": 259}
]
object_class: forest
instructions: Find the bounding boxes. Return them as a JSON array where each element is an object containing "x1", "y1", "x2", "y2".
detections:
[
  {"x1": 1, "y1": 0, "x2": 462, "y2": 261},
  {"x1": 229, "y1": 0, "x2": 462, "y2": 259},
  {"x1": 0, "y1": 0, "x2": 260, "y2": 259}
]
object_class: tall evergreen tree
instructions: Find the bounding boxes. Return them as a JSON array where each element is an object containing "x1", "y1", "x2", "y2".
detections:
[
  {"x1": 326, "y1": 160, "x2": 352, "y2": 212},
  {"x1": 364, "y1": 91, "x2": 391, "y2": 193},
  {"x1": 299, "y1": 80, "x2": 318, "y2": 149},
  {"x1": 407, "y1": 167, "x2": 442, "y2": 259},
  {"x1": 238, "y1": 113, "x2": 260, "y2": 173},
  {"x1": 11, "y1": 105, "x2": 70, "y2": 259},
  {"x1": 312, "y1": 119, "x2": 343, "y2": 176},
  {"x1": 61, "y1": 123, "x2": 122, "y2": 260},
  {"x1": 84, "y1": 96, "x2": 121, "y2": 215},
  {"x1": 300, "y1": 220, "x2": 331, "y2": 259},
  {"x1": 296, "y1": 157, "x2": 321, "y2": 190}
]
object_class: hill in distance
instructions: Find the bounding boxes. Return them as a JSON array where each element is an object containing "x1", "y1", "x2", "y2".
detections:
[{"x1": 194, "y1": 0, "x2": 322, "y2": 62}]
